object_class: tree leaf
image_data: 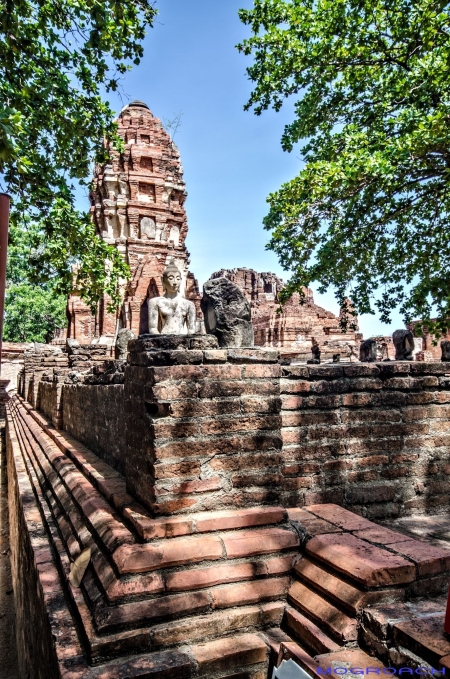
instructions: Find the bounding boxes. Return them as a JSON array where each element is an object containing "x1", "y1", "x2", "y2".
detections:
[
  {"x1": 238, "y1": 0, "x2": 450, "y2": 334},
  {"x1": 68, "y1": 547, "x2": 91, "y2": 588}
]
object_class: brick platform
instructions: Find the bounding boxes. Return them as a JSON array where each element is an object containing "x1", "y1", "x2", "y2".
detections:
[
  {"x1": 6, "y1": 393, "x2": 450, "y2": 678},
  {"x1": 20, "y1": 349, "x2": 450, "y2": 523}
]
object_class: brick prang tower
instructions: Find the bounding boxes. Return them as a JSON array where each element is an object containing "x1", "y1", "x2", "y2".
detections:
[{"x1": 67, "y1": 100, "x2": 202, "y2": 344}]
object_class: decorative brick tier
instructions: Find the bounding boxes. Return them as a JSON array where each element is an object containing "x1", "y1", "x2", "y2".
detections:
[{"x1": 7, "y1": 395, "x2": 450, "y2": 677}]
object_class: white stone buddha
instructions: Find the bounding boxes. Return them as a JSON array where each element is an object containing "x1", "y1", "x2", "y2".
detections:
[{"x1": 148, "y1": 260, "x2": 196, "y2": 335}]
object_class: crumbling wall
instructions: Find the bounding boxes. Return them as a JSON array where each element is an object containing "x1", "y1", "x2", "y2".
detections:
[
  {"x1": 124, "y1": 341, "x2": 282, "y2": 515},
  {"x1": 211, "y1": 267, "x2": 361, "y2": 356},
  {"x1": 38, "y1": 379, "x2": 63, "y2": 430},
  {"x1": 24, "y1": 339, "x2": 450, "y2": 522},
  {"x1": 20, "y1": 346, "x2": 69, "y2": 408},
  {"x1": 280, "y1": 362, "x2": 450, "y2": 519},
  {"x1": 1, "y1": 342, "x2": 29, "y2": 392}
]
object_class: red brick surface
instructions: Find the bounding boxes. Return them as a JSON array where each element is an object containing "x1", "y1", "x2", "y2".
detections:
[
  {"x1": 393, "y1": 614, "x2": 450, "y2": 666},
  {"x1": 306, "y1": 533, "x2": 416, "y2": 586},
  {"x1": 211, "y1": 577, "x2": 289, "y2": 609},
  {"x1": 222, "y1": 528, "x2": 299, "y2": 559},
  {"x1": 191, "y1": 633, "x2": 267, "y2": 676},
  {"x1": 288, "y1": 580, "x2": 357, "y2": 642},
  {"x1": 294, "y1": 558, "x2": 401, "y2": 614},
  {"x1": 388, "y1": 539, "x2": 450, "y2": 576},
  {"x1": 315, "y1": 648, "x2": 385, "y2": 673},
  {"x1": 285, "y1": 607, "x2": 340, "y2": 654},
  {"x1": 10, "y1": 355, "x2": 450, "y2": 679},
  {"x1": 113, "y1": 535, "x2": 224, "y2": 574}
]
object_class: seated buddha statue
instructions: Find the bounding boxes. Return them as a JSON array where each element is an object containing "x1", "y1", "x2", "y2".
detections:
[{"x1": 147, "y1": 260, "x2": 196, "y2": 335}]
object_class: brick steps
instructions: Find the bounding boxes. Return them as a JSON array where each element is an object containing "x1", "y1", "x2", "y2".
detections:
[
  {"x1": 7, "y1": 396, "x2": 297, "y2": 660},
  {"x1": 10, "y1": 393, "x2": 450, "y2": 678},
  {"x1": 304, "y1": 504, "x2": 450, "y2": 590},
  {"x1": 294, "y1": 557, "x2": 404, "y2": 615},
  {"x1": 190, "y1": 632, "x2": 268, "y2": 677},
  {"x1": 60, "y1": 632, "x2": 269, "y2": 679},
  {"x1": 287, "y1": 579, "x2": 357, "y2": 643},
  {"x1": 284, "y1": 606, "x2": 340, "y2": 655},
  {"x1": 361, "y1": 598, "x2": 450, "y2": 670},
  {"x1": 23, "y1": 397, "x2": 288, "y2": 539}
]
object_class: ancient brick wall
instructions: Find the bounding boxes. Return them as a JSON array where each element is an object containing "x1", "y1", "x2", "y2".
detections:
[
  {"x1": 62, "y1": 383, "x2": 126, "y2": 475},
  {"x1": 25, "y1": 339, "x2": 450, "y2": 522},
  {"x1": 124, "y1": 341, "x2": 282, "y2": 515},
  {"x1": 280, "y1": 362, "x2": 450, "y2": 519},
  {"x1": 20, "y1": 347, "x2": 69, "y2": 408},
  {"x1": 38, "y1": 380, "x2": 64, "y2": 430}
]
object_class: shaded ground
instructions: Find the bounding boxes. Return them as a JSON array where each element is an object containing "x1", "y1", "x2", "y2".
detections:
[
  {"x1": 0, "y1": 432, "x2": 19, "y2": 679},
  {"x1": 385, "y1": 512, "x2": 450, "y2": 550}
]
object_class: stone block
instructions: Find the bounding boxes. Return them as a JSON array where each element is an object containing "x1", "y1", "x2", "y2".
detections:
[
  {"x1": 113, "y1": 535, "x2": 224, "y2": 574},
  {"x1": 192, "y1": 633, "x2": 267, "y2": 676},
  {"x1": 211, "y1": 577, "x2": 289, "y2": 609},
  {"x1": 284, "y1": 607, "x2": 340, "y2": 654},
  {"x1": 222, "y1": 528, "x2": 299, "y2": 559},
  {"x1": 305, "y1": 533, "x2": 416, "y2": 587}
]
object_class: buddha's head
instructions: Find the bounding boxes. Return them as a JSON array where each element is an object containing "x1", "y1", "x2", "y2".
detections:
[{"x1": 162, "y1": 259, "x2": 182, "y2": 294}]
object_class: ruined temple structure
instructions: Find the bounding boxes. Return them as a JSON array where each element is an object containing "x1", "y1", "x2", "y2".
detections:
[
  {"x1": 408, "y1": 320, "x2": 450, "y2": 361},
  {"x1": 210, "y1": 268, "x2": 361, "y2": 358},
  {"x1": 10, "y1": 340, "x2": 450, "y2": 678},
  {"x1": 9, "y1": 103, "x2": 450, "y2": 678},
  {"x1": 66, "y1": 100, "x2": 202, "y2": 344}
]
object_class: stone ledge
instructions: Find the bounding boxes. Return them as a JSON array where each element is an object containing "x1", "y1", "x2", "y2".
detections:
[{"x1": 282, "y1": 361, "x2": 450, "y2": 380}]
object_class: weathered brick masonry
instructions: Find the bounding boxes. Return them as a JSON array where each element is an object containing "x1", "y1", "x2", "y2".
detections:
[
  {"x1": 280, "y1": 361, "x2": 450, "y2": 519},
  {"x1": 124, "y1": 339, "x2": 283, "y2": 515},
  {"x1": 27, "y1": 347, "x2": 450, "y2": 522},
  {"x1": 8, "y1": 348, "x2": 450, "y2": 678},
  {"x1": 7, "y1": 393, "x2": 450, "y2": 679}
]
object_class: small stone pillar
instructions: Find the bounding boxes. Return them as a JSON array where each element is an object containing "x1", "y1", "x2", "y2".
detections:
[
  {"x1": 392, "y1": 329, "x2": 414, "y2": 361},
  {"x1": 441, "y1": 340, "x2": 450, "y2": 362}
]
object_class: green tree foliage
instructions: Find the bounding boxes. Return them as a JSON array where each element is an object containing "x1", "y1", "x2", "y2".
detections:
[
  {"x1": 239, "y1": 0, "x2": 450, "y2": 332},
  {"x1": 0, "y1": 0, "x2": 157, "y2": 312},
  {"x1": 4, "y1": 222, "x2": 66, "y2": 342},
  {"x1": 4, "y1": 284, "x2": 67, "y2": 343}
]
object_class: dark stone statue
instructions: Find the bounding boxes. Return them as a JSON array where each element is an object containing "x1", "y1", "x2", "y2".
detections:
[
  {"x1": 311, "y1": 339, "x2": 321, "y2": 362},
  {"x1": 359, "y1": 339, "x2": 377, "y2": 362},
  {"x1": 441, "y1": 340, "x2": 450, "y2": 362},
  {"x1": 115, "y1": 328, "x2": 136, "y2": 360},
  {"x1": 307, "y1": 338, "x2": 321, "y2": 364},
  {"x1": 392, "y1": 329, "x2": 414, "y2": 361},
  {"x1": 201, "y1": 277, "x2": 254, "y2": 348}
]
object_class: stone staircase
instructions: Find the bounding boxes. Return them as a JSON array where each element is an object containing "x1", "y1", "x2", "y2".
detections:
[
  {"x1": 268, "y1": 505, "x2": 450, "y2": 677},
  {"x1": 7, "y1": 391, "x2": 450, "y2": 678}
]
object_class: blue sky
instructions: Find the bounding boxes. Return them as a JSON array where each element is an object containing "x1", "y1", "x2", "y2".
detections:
[{"x1": 87, "y1": 0, "x2": 404, "y2": 337}]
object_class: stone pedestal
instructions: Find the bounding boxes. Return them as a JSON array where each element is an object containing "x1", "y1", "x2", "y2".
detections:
[{"x1": 124, "y1": 335, "x2": 282, "y2": 515}]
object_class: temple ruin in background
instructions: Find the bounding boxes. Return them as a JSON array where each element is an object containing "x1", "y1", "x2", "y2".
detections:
[
  {"x1": 66, "y1": 100, "x2": 202, "y2": 344},
  {"x1": 210, "y1": 267, "x2": 361, "y2": 359}
]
